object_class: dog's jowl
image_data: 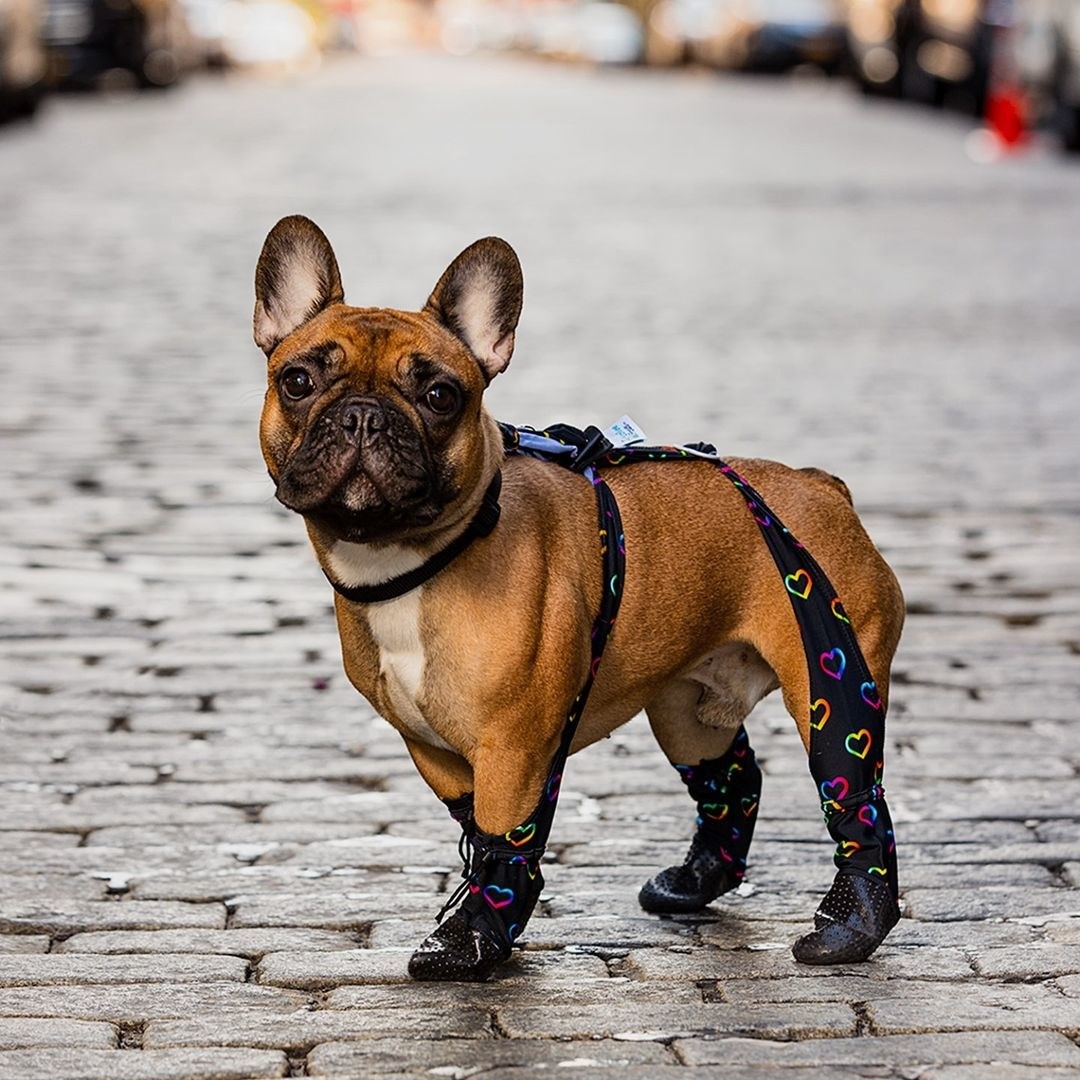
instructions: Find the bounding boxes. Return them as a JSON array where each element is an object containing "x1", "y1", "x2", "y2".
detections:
[{"x1": 254, "y1": 215, "x2": 905, "y2": 981}]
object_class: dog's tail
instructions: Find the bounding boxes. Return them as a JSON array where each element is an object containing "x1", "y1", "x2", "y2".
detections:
[{"x1": 798, "y1": 467, "x2": 854, "y2": 506}]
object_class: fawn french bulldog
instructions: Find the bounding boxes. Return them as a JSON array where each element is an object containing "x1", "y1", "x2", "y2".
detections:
[{"x1": 255, "y1": 215, "x2": 905, "y2": 981}]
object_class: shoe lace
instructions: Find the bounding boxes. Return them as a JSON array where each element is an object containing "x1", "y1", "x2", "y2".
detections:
[{"x1": 436, "y1": 828, "x2": 491, "y2": 924}]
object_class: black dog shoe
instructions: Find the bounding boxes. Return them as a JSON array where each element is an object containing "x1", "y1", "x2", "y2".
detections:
[
  {"x1": 792, "y1": 872, "x2": 900, "y2": 965},
  {"x1": 407, "y1": 909, "x2": 510, "y2": 982},
  {"x1": 638, "y1": 838, "x2": 742, "y2": 914}
]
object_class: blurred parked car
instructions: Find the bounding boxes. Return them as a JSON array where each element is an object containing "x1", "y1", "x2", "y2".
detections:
[
  {"x1": 43, "y1": 0, "x2": 197, "y2": 87},
  {"x1": 218, "y1": 0, "x2": 319, "y2": 68},
  {"x1": 525, "y1": 0, "x2": 643, "y2": 64},
  {"x1": 437, "y1": 0, "x2": 524, "y2": 55},
  {"x1": 648, "y1": 0, "x2": 845, "y2": 72},
  {"x1": 0, "y1": 0, "x2": 47, "y2": 117},
  {"x1": 576, "y1": 0, "x2": 643, "y2": 62},
  {"x1": 845, "y1": 0, "x2": 994, "y2": 114},
  {"x1": 178, "y1": 0, "x2": 229, "y2": 64},
  {"x1": 1011, "y1": 0, "x2": 1080, "y2": 150}
]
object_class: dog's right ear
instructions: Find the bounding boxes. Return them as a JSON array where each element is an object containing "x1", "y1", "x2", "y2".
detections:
[{"x1": 254, "y1": 216, "x2": 344, "y2": 355}]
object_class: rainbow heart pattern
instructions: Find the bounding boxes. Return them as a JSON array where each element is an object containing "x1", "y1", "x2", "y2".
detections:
[
  {"x1": 845, "y1": 729, "x2": 872, "y2": 760},
  {"x1": 546, "y1": 773, "x2": 562, "y2": 802},
  {"x1": 821, "y1": 776, "x2": 850, "y2": 804},
  {"x1": 820, "y1": 648, "x2": 846, "y2": 680},
  {"x1": 506, "y1": 823, "x2": 536, "y2": 848},
  {"x1": 810, "y1": 698, "x2": 831, "y2": 731},
  {"x1": 484, "y1": 884, "x2": 515, "y2": 910},
  {"x1": 785, "y1": 569, "x2": 813, "y2": 600}
]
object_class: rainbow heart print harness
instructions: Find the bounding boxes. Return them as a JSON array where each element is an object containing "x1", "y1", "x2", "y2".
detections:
[{"x1": 432, "y1": 421, "x2": 898, "y2": 952}]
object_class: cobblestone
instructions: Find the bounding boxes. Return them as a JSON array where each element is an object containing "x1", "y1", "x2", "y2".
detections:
[
  {"x1": 866, "y1": 982, "x2": 1080, "y2": 1035},
  {"x1": 495, "y1": 1002, "x2": 858, "y2": 1041},
  {"x1": 304, "y1": 1038, "x2": 675, "y2": 1075},
  {"x1": 143, "y1": 1008, "x2": 493, "y2": 1050},
  {"x1": 0, "y1": 1048, "x2": 288, "y2": 1080},
  {"x1": 56, "y1": 929, "x2": 362, "y2": 957},
  {"x1": 1, "y1": 49, "x2": 1079, "y2": 1079},
  {"x1": 673, "y1": 1031, "x2": 1080, "y2": 1067},
  {"x1": 0, "y1": 1018, "x2": 118, "y2": 1050},
  {"x1": 0, "y1": 955, "x2": 248, "y2": 987},
  {"x1": 0, "y1": 984, "x2": 306, "y2": 1022},
  {"x1": 972, "y1": 943, "x2": 1080, "y2": 979},
  {"x1": 0, "y1": 901, "x2": 226, "y2": 936}
]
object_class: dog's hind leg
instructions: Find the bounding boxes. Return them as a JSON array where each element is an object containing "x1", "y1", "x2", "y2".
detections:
[
  {"x1": 758, "y1": 598, "x2": 902, "y2": 966},
  {"x1": 639, "y1": 668, "x2": 770, "y2": 914}
]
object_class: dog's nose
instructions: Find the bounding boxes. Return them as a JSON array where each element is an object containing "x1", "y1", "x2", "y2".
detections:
[{"x1": 339, "y1": 399, "x2": 387, "y2": 444}]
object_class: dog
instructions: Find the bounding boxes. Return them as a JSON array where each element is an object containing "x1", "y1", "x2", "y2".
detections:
[{"x1": 254, "y1": 215, "x2": 906, "y2": 981}]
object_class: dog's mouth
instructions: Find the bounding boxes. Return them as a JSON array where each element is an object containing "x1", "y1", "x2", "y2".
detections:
[
  {"x1": 296, "y1": 478, "x2": 444, "y2": 543},
  {"x1": 275, "y1": 395, "x2": 448, "y2": 543}
]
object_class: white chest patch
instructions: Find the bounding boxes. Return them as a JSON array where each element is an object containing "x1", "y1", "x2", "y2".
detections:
[{"x1": 328, "y1": 541, "x2": 450, "y2": 751}]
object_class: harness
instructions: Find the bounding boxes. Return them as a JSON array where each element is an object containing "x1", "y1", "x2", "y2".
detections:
[{"x1": 324, "y1": 420, "x2": 898, "y2": 949}]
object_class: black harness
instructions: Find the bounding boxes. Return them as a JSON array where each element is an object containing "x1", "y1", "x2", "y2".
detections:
[{"x1": 324, "y1": 421, "x2": 898, "y2": 948}]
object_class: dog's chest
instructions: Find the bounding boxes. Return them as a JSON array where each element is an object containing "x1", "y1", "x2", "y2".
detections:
[
  {"x1": 329, "y1": 542, "x2": 451, "y2": 751},
  {"x1": 365, "y1": 594, "x2": 449, "y2": 748}
]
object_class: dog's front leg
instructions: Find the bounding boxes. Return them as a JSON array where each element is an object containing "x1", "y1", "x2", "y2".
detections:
[{"x1": 408, "y1": 738, "x2": 557, "y2": 982}]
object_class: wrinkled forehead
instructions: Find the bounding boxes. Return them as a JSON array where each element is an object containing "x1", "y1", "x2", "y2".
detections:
[{"x1": 268, "y1": 306, "x2": 473, "y2": 382}]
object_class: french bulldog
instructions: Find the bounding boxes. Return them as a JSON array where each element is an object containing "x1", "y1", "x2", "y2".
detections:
[{"x1": 254, "y1": 215, "x2": 905, "y2": 981}]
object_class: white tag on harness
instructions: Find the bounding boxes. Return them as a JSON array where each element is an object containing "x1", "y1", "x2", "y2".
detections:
[{"x1": 603, "y1": 415, "x2": 648, "y2": 448}]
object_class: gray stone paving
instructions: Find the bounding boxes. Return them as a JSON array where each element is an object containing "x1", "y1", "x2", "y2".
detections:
[{"x1": 1, "y1": 51, "x2": 1079, "y2": 1078}]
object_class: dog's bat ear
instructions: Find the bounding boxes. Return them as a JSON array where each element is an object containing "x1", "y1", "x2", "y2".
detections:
[
  {"x1": 254, "y1": 216, "x2": 344, "y2": 356},
  {"x1": 425, "y1": 238, "x2": 523, "y2": 382}
]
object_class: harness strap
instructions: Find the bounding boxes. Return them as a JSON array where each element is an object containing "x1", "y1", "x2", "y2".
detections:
[
  {"x1": 483, "y1": 429, "x2": 626, "y2": 856},
  {"x1": 323, "y1": 472, "x2": 502, "y2": 604},
  {"x1": 435, "y1": 427, "x2": 626, "y2": 944}
]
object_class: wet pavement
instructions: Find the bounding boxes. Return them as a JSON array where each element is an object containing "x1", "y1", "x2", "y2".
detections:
[{"x1": 1, "y1": 54, "x2": 1080, "y2": 1079}]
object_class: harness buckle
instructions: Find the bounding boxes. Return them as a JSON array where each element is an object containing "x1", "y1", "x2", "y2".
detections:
[{"x1": 569, "y1": 426, "x2": 615, "y2": 474}]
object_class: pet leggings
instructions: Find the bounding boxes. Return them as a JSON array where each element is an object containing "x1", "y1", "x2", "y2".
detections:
[{"x1": 436, "y1": 430, "x2": 898, "y2": 957}]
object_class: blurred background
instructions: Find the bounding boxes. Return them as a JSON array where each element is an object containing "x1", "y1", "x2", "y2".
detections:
[
  {"x1": 0, "y1": 2, "x2": 1079, "y2": 1063},
  {"x1": 2, "y1": 1, "x2": 1080, "y2": 152}
]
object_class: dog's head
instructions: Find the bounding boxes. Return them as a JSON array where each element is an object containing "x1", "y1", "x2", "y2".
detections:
[{"x1": 254, "y1": 216, "x2": 522, "y2": 544}]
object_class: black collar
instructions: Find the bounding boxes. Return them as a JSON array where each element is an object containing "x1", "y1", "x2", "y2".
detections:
[{"x1": 322, "y1": 471, "x2": 502, "y2": 605}]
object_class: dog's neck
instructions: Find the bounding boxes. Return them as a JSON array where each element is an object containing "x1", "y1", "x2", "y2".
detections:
[
  {"x1": 316, "y1": 411, "x2": 506, "y2": 592},
  {"x1": 324, "y1": 540, "x2": 425, "y2": 588}
]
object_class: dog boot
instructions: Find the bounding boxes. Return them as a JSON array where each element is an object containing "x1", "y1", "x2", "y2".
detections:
[
  {"x1": 639, "y1": 725, "x2": 762, "y2": 914},
  {"x1": 409, "y1": 825, "x2": 545, "y2": 982},
  {"x1": 638, "y1": 835, "x2": 744, "y2": 914},
  {"x1": 407, "y1": 907, "x2": 510, "y2": 982},
  {"x1": 792, "y1": 870, "x2": 900, "y2": 965}
]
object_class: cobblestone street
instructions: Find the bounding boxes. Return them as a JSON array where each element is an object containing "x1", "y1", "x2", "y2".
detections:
[{"x1": 2, "y1": 53, "x2": 1080, "y2": 1078}]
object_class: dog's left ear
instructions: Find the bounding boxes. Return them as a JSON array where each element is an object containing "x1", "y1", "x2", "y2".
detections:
[
  {"x1": 254, "y1": 215, "x2": 344, "y2": 355},
  {"x1": 425, "y1": 238, "x2": 523, "y2": 382}
]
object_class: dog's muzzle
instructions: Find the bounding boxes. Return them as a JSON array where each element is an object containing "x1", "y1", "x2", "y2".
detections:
[{"x1": 276, "y1": 395, "x2": 441, "y2": 537}]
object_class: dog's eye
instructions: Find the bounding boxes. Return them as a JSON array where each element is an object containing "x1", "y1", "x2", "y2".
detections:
[
  {"x1": 424, "y1": 384, "x2": 459, "y2": 415},
  {"x1": 280, "y1": 368, "x2": 314, "y2": 401}
]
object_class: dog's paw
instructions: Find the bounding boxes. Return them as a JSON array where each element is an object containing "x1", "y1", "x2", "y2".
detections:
[
  {"x1": 408, "y1": 909, "x2": 510, "y2": 982},
  {"x1": 792, "y1": 872, "x2": 900, "y2": 965}
]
